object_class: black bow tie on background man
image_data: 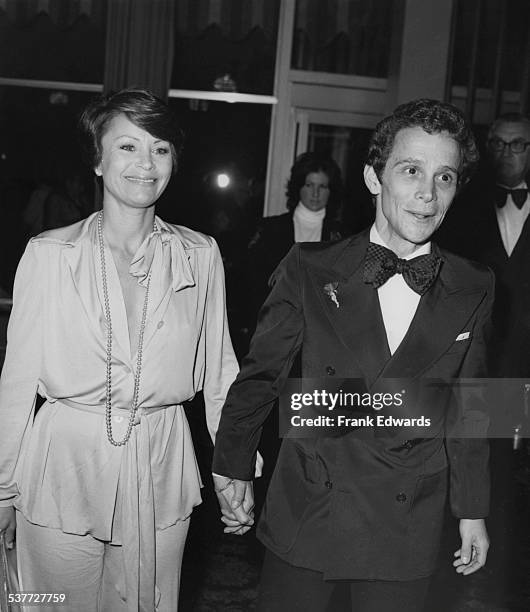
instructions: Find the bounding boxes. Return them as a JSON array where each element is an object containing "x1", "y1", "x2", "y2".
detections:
[
  {"x1": 363, "y1": 242, "x2": 442, "y2": 295},
  {"x1": 495, "y1": 185, "x2": 528, "y2": 209}
]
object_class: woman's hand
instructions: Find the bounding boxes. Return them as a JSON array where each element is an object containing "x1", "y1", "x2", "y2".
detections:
[
  {"x1": 0, "y1": 506, "x2": 16, "y2": 549},
  {"x1": 213, "y1": 474, "x2": 254, "y2": 535}
]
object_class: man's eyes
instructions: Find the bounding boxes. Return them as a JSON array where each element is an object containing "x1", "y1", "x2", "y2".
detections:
[
  {"x1": 438, "y1": 173, "x2": 456, "y2": 184},
  {"x1": 401, "y1": 167, "x2": 456, "y2": 184}
]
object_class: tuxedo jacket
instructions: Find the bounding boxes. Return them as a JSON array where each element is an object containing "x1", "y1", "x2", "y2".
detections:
[
  {"x1": 438, "y1": 176, "x2": 530, "y2": 377},
  {"x1": 214, "y1": 229, "x2": 493, "y2": 580}
]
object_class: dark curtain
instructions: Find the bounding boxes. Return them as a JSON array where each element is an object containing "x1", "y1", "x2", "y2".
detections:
[
  {"x1": 292, "y1": 0, "x2": 394, "y2": 77},
  {"x1": 103, "y1": 0, "x2": 175, "y2": 99},
  {"x1": 0, "y1": 0, "x2": 106, "y2": 28}
]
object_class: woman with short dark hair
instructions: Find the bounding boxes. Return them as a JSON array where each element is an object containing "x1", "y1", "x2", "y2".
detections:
[{"x1": 0, "y1": 89, "x2": 241, "y2": 611}]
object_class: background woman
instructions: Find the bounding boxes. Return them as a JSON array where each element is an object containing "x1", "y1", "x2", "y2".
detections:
[
  {"x1": 247, "y1": 152, "x2": 348, "y2": 330},
  {"x1": 0, "y1": 89, "x2": 240, "y2": 611}
]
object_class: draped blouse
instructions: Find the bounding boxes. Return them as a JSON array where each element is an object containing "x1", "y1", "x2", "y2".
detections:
[{"x1": 0, "y1": 212, "x2": 239, "y2": 611}]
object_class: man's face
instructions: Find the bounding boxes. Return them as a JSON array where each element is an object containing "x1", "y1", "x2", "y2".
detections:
[
  {"x1": 364, "y1": 126, "x2": 461, "y2": 256},
  {"x1": 488, "y1": 121, "x2": 530, "y2": 188}
]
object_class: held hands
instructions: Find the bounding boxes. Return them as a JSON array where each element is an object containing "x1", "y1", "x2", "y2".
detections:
[
  {"x1": 0, "y1": 506, "x2": 15, "y2": 549},
  {"x1": 212, "y1": 474, "x2": 254, "y2": 535},
  {"x1": 453, "y1": 518, "x2": 489, "y2": 575}
]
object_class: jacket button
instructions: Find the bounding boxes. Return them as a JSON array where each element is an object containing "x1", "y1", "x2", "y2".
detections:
[
  {"x1": 396, "y1": 492, "x2": 407, "y2": 503},
  {"x1": 326, "y1": 366, "x2": 335, "y2": 376},
  {"x1": 324, "y1": 481, "x2": 333, "y2": 489}
]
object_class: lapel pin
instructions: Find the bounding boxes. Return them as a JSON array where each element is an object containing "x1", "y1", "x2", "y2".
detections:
[{"x1": 323, "y1": 282, "x2": 340, "y2": 308}]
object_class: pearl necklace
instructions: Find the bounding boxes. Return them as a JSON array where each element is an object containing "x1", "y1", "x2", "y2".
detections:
[{"x1": 97, "y1": 211, "x2": 153, "y2": 446}]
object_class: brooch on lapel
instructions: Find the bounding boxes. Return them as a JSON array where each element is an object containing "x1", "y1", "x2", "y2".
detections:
[{"x1": 323, "y1": 282, "x2": 340, "y2": 308}]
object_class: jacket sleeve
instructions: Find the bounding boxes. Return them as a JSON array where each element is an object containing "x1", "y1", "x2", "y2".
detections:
[
  {"x1": 446, "y1": 267, "x2": 495, "y2": 519},
  {"x1": 213, "y1": 245, "x2": 305, "y2": 481},
  {"x1": 0, "y1": 241, "x2": 43, "y2": 507},
  {"x1": 246, "y1": 220, "x2": 275, "y2": 328},
  {"x1": 200, "y1": 238, "x2": 240, "y2": 445}
]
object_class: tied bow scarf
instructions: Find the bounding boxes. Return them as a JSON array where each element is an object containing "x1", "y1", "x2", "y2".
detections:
[
  {"x1": 129, "y1": 221, "x2": 195, "y2": 293},
  {"x1": 363, "y1": 242, "x2": 442, "y2": 295},
  {"x1": 495, "y1": 186, "x2": 528, "y2": 209}
]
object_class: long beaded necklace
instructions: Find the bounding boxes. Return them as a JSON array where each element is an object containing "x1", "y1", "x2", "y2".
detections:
[{"x1": 97, "y1": 211, "x2": 153, "y2": 446}]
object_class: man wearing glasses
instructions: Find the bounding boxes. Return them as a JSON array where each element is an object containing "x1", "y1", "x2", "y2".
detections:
[
  {"x1": 488, "y1": 114, "x2": 530, "y2": 262},
  {"x1": 440, "y1": 112, "x2": 530, "y2": 378},
  {"x1": 439, "y1": 113, "x2": 530, "y2": 607},
  {"x1": 473, "y1": 113, "x2": 530, "y2": 378},
  {"x1": 484, "y1": 113, "x2": 530, "y2": 608}
]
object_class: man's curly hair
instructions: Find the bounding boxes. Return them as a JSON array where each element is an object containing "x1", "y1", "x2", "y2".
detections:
[{"x1": 366, "y1": 98, "x2": 479, "y2": 186}]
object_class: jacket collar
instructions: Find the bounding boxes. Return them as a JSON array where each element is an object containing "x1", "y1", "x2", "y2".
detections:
[{"x1": 309, "y1": 230, "x2": 487, "y2": 385}]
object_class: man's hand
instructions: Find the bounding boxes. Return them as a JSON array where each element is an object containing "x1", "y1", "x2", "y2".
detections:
[
  {"x1": 0, "y1": 506, "x2": 16, "y2": 549},
  {"x1": 212, "y1": 474, "x2": 255, "y2": 535},
  {"x1": 453, "y1": 518, "x2": 489, "y2": 575}
]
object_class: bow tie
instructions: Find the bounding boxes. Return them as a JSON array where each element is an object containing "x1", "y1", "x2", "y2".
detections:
[
  {"x1": 495, "y1": 186, "x2": 528, "y2": 209},
  {"x1": 363, "y1": 243, "x2": 442, "y2": 295}
]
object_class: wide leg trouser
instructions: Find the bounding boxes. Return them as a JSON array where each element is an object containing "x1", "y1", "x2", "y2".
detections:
[{"x1": 15, "y1": 511, "x2": 189, "y2": 612}]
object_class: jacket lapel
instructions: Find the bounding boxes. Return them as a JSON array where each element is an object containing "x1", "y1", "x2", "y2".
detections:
[
  {"x1": 309, "y1": 231, "x2": 391, "y2": 385},
  {"x1": 308, "y1": 234, "x2": 488, "y2": 385},
  {"x1": 379, "y1": 248, "x2": 487, "y2": 380},
  {"x1": 507, "y1": 210, "x2": 530, "y2": 264},
  {"x1": 481, "y1": 202, "x2": 508, "y2": 265}
]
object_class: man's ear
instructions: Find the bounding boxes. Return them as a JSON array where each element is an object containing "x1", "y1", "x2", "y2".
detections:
[
  {"x1": 363, "y1": 165, "x2": 381, "y2": 196},
  {"x1": 95, "y1": 166, "x2": 102, "y2": 177}
]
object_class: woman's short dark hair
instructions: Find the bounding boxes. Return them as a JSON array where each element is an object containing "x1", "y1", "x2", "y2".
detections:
[
  {"x1": 79, "y1": 89, "x2": 184, "y2": 173},
  {"x1": 366, "y1": 98, "x2": 479, "y2": 186},
  {"x1": 286, "y1": 152, "x2": 343, "y2": 215}
]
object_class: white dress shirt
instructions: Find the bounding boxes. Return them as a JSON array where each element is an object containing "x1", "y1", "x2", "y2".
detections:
[
  {"x1": 370, "y1": 225, "x2": 431, "y2": 355},
  {"x1": 293, "y1": 202, "x2": 326, "y2": 242},
  {"x1": 495, "y1": 181, "x2": 529, "y2": 256}
]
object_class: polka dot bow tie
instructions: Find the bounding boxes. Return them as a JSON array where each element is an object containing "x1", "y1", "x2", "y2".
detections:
[{"x1": 363, "y1": 242, "x2": 442, "y2": 295}]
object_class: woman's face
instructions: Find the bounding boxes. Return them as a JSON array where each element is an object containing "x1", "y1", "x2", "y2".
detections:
[
  {"x1": 96, "y1": 113, "x2": 173, "y2": 210},
  {"x1": 299, "y1": 171, "x2": 331, "y2": 212}
]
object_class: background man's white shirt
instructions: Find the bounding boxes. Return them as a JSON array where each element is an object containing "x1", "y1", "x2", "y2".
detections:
[{"x1": 495, "y1": 181, "x2": 529, "y2": 256}]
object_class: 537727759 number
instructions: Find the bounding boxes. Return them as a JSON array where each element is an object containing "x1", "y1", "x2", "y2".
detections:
[{"x1": 8, "y1": 592, "x2": 66, "y2": 606}]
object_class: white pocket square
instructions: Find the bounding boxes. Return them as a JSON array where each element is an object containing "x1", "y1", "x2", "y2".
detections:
[{"x1": 456, "y1": 332, "x2": 470, "y2": 341}]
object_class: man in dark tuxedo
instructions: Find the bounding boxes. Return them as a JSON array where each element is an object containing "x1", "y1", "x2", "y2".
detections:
[
  {"x1": 438, "y1": 113, "x2": 530, "y2": 607},
  {"x1": 438, "y1": 113, "x2": 530, "y2": 378},
  {"x1": 482, "y1": 114, "x2": 530, "y2": 378},
  {"x1": 212, "y1": 99, "x2": 492, "y2": 611}
]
